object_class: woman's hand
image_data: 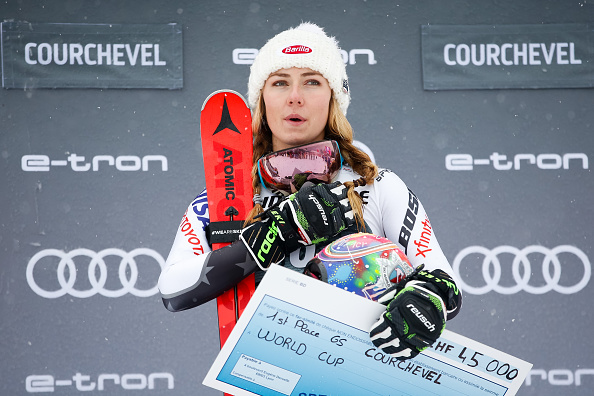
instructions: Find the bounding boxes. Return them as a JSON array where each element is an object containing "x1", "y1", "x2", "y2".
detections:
[
  {"x1": 240, "y1": 182, "x2": 354, "y2": 269},
  {"x1": 369, "y1": 267, "x2": 462, "y2": 360}
]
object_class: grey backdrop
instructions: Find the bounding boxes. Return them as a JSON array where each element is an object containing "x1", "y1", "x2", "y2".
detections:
[{"x1": 1, "y1": 0, "x2": 592, "y2": 395}]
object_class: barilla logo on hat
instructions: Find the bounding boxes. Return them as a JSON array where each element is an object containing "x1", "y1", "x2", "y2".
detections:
[{"x1": 281, "y1": 45, "x2": 312, "y2": 54}]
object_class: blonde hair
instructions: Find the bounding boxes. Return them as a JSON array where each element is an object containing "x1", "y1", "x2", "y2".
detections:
[{"x1": 246, "y1": 93, "x2": 378, "y2": 228}]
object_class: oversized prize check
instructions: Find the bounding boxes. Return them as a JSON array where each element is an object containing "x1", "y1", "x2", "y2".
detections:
[{"x1": 204, "y1": 264, "x2": 532, "y2": 396}]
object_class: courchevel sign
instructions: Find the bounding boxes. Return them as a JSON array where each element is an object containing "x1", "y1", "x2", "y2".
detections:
[
  {"x1": 1, "y1": 22, "x2": 183, "y2": 89},
  {"x1": 421, "y1": 23, "x2": 594, "y2": 90}
]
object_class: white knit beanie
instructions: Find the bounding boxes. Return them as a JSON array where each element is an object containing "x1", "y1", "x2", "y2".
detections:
[{"x1": 247, "y1": 22, "x2": 350, "y2": 115}]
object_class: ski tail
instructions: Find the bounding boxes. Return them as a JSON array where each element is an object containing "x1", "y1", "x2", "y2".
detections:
[{"x1": 217, "y1": 274, "x2": 255, "y2": 347}]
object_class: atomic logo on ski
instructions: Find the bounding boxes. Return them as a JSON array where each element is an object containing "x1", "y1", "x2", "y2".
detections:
[{"x1": 213, "y1": 97, "x2": 241, "y2": 135}]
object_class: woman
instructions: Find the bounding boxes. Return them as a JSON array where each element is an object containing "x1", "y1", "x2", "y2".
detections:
[{"x1": 159, "y1": 23, "x2": 461, "y2": 360}]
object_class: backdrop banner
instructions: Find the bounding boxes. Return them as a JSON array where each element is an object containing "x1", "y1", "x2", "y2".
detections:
[
  {"x1": 421, "y1": 23, "x2": 594, "y2": 90},
  {"x1": 1, "y1": 2, "x2": 593, "y2": 396},
  {"x1": 1, "y1": 22, "x2": 183, "y2": 89}
]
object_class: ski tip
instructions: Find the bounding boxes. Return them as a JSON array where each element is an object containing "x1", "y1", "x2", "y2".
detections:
[{"x1": 201, "y1": 89, "x2": 249, "y2": 111}]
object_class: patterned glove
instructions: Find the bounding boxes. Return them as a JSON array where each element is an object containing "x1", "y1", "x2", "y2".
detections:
[
  {"x1": 282, "y1": 181, "x2": 354, "y2": 245},
  {"x1": 369, "y1": 266, "x2": 461, "y2": 360},
  {"x1": 240, "y1": 182, "x2": 354, "y2": 270}
]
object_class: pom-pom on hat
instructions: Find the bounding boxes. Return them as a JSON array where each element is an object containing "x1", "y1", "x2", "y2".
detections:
[{"x1": 248, "y1": 22, "x2": 350, "y2": 115}]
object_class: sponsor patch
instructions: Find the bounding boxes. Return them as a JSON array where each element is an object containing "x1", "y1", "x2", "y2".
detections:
[{"x1": 281, "y1": 45, "x2": 312, "y2": 55}]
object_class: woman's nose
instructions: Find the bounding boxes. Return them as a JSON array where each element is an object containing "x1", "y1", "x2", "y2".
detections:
[{"x1": 288, "y1": 85, "x2": 303, "y2": 105}]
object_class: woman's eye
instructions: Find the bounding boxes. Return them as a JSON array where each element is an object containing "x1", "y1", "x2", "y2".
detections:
[
  {"x1": 305, "y1": 80, "x2": 320, "y2": 85},
  {"x1": 272, "y1": 80, "x2": 287, "y2": 86}
]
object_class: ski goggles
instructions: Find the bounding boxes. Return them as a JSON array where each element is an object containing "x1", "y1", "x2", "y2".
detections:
[{"x1": 257, "y1": 140, "x2": 342, "y2": 194}]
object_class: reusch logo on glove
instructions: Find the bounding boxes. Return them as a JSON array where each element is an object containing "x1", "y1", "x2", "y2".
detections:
[
  {"x1": 282, "y1": 45, "x2": 312, "y2": 54},
  {"x1": 407, "y1": 304, "x2": 436, "y2": 332},
  {"x1": 308, "y1": 194, "x2": 328, "y2": 226}
]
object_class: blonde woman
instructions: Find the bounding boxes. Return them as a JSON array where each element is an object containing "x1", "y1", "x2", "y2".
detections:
[{"x1": 159, "y1": 23, "x2": 461, "y2": 360}]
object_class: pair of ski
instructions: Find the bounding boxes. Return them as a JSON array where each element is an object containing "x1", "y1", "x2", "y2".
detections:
[{"x1": 200, "y1": 89, "x2": 255, "y2": 363}]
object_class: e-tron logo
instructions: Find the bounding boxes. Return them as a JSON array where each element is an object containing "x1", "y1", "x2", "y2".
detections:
[
  {"x1": 525, "y1": 368, "x2": 594, "y2": 386},
  {"x1": 26, "y1": 248, "x2": 165, "y2": 298},
  {"x1": 445, "y1": 152, "x2": 588, "y2": 171},
  {"x1": 232, "y1": 48, "x2": 377, "y2": 65},
  {"x1": 452, "y1": 245, "x2": 591, "y2": 295},
  {"x1": 21, "y1": 154, "x2": 168, "y2": 172},
  {"x1": 26, "y1": 372, "x2": 174, "y2": 392}
]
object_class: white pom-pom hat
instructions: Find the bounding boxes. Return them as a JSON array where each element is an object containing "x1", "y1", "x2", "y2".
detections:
[{"x1": 248, "y1": 22, "x2": 350, "y2": 115}]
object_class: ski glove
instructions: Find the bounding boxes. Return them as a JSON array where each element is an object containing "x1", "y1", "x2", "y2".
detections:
[
  {"x1": 369, "y1": 266, "x2": 461, "y2": 360},
  {"x1": 283, "y1": 181, "x2": 354, "y2": 245},
  {"x1": 240, "y1": 182, "x2": 354, "y2": 270}
]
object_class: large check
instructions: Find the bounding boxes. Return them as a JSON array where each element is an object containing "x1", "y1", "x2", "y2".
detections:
[{"x1": 204, "y1": 264, "x2": 532, "y2": 396}]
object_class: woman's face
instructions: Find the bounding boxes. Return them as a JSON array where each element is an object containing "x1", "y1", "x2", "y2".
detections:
[{"x1": 262, "y1": 67, "x2": 332, "y2": 151}]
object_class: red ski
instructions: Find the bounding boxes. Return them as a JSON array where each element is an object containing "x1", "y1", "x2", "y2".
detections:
[{"x1": 200, "y1": 90, "x2": 255, "y2": 351}]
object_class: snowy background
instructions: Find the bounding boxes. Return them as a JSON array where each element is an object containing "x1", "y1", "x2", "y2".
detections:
[{"x1": 1, "y1": 1, "x2": 592, "y2": 395}]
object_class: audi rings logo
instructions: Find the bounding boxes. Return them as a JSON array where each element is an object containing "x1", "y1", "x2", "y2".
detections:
[
  {"x1": 26, "y1": 248, "x2": 165, "y2": 298},
  {"x1": 452, "y1": 245, "x2": 591, "y2": 295}
]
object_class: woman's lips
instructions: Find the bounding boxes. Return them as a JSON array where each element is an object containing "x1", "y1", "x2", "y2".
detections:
[{"x1": 284, "y1": 114, "x2": 306, "y2": 126}]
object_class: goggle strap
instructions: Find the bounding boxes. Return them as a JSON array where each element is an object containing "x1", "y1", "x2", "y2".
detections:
[{"x1": 256, "y1": 159, "x2": 268, "y2": 191}]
